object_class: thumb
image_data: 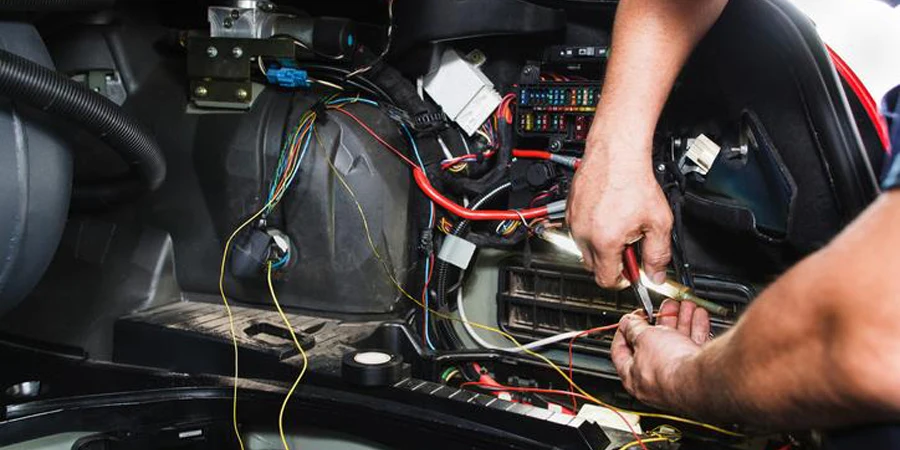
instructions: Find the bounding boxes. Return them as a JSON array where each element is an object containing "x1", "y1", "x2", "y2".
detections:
[{"x1": 619, "y1": 314, "x2": 651, "y2": 348}]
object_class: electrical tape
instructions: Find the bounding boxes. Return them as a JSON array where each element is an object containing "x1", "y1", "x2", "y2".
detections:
[{"x1": 342, "y1": 350, "x2": 406, "y2": 387}]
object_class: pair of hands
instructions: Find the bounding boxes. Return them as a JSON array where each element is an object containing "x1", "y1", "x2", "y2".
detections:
[{"x1": 566, "y1": 128, "x2": 704, "y2": 409}]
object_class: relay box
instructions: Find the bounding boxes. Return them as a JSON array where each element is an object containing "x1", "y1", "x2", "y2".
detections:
[{"x1": 515, "y1": 82, "x2": 602, "y2": 145}]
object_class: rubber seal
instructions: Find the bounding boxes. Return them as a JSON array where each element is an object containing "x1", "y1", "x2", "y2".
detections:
[{"x1": 342, "y1": 350, "x2": 406, "y2": 387}]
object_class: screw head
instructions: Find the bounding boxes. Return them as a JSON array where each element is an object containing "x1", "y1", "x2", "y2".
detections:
[
  {"x1": 231, "y1": 46, "x2": 244, "y2": 59},
  {"x1": 230, "y1": 9, "x2": 241, "y2": 19},
  {"x1": 235, "y1": 88, "x2": 249, "y2": 101},
  {"x1": 194, "y1": 86, "x2": 208, "y2": 97},
  {"x1": 223, "y1": 17, "x2": 234, "y2": 28},
  {"x1": 206, "y1": 46, "x2": 218, "y2": 58},
  {"x1": 549, "y1": 140, "x2": 562, "y2": 151},
  {"x1": 656, "y1": 163, "x2": 666, "y2": 172}
]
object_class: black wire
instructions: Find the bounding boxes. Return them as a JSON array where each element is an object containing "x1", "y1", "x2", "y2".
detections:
[
  {"x1": 430, "y1": 182, "x2": 514, "y2": 351},
  {"x1": 296, "y1": 64, "x2": 393, "y2": 103}
]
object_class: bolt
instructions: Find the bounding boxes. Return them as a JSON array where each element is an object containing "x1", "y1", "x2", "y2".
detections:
[
  {"x1": 657, "y1": 163, "x2": 666, "y2": 173},
  {"x1": 223, "y1": 17, "x2": 233, "y2": 29},
  {"x1": 231, "y1": 46, "x2": 244, "y2": 59},
  {"x1": 206, "y1": 46, "x2": 218, "y2": 58},
  {"x1": 549, "y1": 140, "x2": 562, "y2": 151},
  {"x1": 235, "y1": 88, "x2": 249, "y2": 101},
  {"x1": 523, "y1": 66, "x2": 535, "y2": 75},
  {"x1": 230, "y1": 9, "x2": 241, "y2": 19},
  {"x1": 194, "y1": 86, "x2": 208, "y2": 97}
]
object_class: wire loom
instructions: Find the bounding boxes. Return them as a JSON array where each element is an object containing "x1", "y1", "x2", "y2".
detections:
[{"x1": 217, "y1": 95, "x2": 746, "y2": 450}]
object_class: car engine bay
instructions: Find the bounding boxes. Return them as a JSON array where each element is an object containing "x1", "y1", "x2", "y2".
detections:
[{"x1": 0, "y1": 0, "x2": 886, "y2": 449}]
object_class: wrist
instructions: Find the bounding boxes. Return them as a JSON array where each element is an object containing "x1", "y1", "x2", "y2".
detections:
[
  {"x1": 663, "y1": 353, "x2": 705, "y2": 414},
  {"x1": 583, "y1": 123, "x2": 654, "y2": 169}
]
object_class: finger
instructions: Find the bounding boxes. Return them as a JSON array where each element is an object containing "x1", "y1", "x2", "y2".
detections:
[
  {"x1": 611, "y1": 329, "x2": 635, "y2": 388},
  {"x1": 676, "y1": 300, "x2": 696, "y2": 336},
  {"x1": 641, "y1": 211, "x2": 673, "y2": 285},
  {"x1": 619, "y1": 313, "x2": 651, "y2": 347},
  {"x1": 691, "y1": 306, "x2": 711, "y2": 345},
  {"x1": 578, "y1": 241, "x2": 595, "y2": 272},
  {"x1": 657, "y1": 299, "x2": 679, "y2": 329},
  {"x1": 592, "y1": 236, "x2": 626, "y2": 288}
]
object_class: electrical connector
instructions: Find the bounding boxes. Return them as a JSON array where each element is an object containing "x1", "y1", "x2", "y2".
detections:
[
  {"x1": 681, "y1": 133, "x2": 721, "y2": 176},
  {"x1": 423, "y1": 49, "x2": 502, "y2": 136},
  {"x1": 266, "y1": 67, "x2": 310, "y2": 88}
]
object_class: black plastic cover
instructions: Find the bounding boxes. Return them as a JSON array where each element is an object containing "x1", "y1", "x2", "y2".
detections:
[{"x1": 392, "y1": 0, "x2": 565, "y2": 54}]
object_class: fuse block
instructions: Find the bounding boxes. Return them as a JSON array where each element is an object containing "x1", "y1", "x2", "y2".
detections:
[{"x1": 515, "y1": 82, "x2": 602, "y2": 145}]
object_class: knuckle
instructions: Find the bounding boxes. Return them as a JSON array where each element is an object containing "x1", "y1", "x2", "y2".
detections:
[{"x1": 643, "y1": 249, "x2": 671, "y2": 267}]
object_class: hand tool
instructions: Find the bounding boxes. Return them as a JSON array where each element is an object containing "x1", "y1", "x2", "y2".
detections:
[{"x1": 622, "y1": 244, "x2": 654, "y2": 324}]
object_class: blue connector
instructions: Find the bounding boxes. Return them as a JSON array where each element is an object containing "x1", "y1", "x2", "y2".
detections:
[{"x1": 266, "y1": 67, "x2": 310, "y2": 88}]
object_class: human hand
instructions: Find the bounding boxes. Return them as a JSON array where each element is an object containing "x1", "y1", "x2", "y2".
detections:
[
  {"x1": 566, "y1": 129, "x2": 672, "y2": 288},
  {"x1": 611, "y1": 299, "x2": 710, "y2": 410}
]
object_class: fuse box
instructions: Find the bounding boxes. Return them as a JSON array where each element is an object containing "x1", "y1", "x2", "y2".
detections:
[{"x1": 515, "y1": 82, "x2": 602, "y2": 145}]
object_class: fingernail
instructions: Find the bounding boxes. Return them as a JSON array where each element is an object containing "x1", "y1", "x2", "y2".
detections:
[{"x1": 652, "y1": 271, "x2": 666, "y2": 285}]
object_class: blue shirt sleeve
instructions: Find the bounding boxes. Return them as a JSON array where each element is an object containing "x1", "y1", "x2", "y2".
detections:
[{"x1": 880, "y1": 85, "x2": 900, "y2": 190}]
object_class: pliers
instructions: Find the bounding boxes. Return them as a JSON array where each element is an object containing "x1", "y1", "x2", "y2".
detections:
[{"x1": 623, "y1": 244, "x2": 655, "y2": 324}]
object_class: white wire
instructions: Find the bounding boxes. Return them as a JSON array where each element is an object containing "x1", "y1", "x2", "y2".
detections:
[
  {"x1": 457, "y1": 284, "x2": 583, "y2": 353},
  {"x1": 456, "y1": 180, "x2": 582, "y2": 352},
  {"x1": 346, "y1": 0, "x2": 394, "y2": 78},
  {"x1": 458, "y1": 129, "x2": 471, "y2": 154},
  {"x1": 311, "y1": 78, "x2": 345, "y2": 91}
]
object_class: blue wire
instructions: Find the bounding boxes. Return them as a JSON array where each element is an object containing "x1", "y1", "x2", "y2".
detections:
[
  {"x1": 401, "y1": 124, "x2": 437, "y2": 351},
  {"x1": 326, "y1": 97, "x2": 379, "y2": 108},
  {"x1": 273, "y1": 123, "x2": 315, "y2": 206},
  {"x1": 272, "y1": 248, "x2": 291, "y2": 269}
]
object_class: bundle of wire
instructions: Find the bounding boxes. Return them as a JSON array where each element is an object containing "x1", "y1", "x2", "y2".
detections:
[
  {"x1": 320, "y1": 98, "x2": 746, "y2": 446},
  {"x1": 217, "y1": 103, "x2": 324, "y2": 450},
  {"x1": 440, "y1": 94, "x2": 515, "y2": 171},
  {"x1": 217, "y1": 92, "x2": 743, "y2": 450}
]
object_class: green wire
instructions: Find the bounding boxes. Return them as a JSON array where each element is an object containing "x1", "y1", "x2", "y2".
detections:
[{"x1": 440, "y1": 366, "x2": 457, "y2": 382}]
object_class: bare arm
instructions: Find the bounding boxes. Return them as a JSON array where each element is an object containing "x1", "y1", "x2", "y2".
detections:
[
  {"x1": 567, "y1": 0, "x2": 728, "y2": 287},
  {"x1": 613, "y1": 191, "x2": 900, "y2": 428}
]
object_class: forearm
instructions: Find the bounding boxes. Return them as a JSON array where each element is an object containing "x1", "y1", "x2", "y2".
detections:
[
  {"x1": 673, "y1": 193, "x2": 900, "y2": 428},
  {"x1": 588, "y1": 0, "x2": 728, "y2": 163}
]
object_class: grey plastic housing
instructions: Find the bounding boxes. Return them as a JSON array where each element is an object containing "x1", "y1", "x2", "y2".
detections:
[{"x1": 0, "y1": 22, "x2": 73, "y2": 316}]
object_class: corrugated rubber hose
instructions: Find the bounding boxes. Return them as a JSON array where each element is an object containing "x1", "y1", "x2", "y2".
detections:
[{"x1": 0, "y1": 48, "x2": 166, "y2": 206}]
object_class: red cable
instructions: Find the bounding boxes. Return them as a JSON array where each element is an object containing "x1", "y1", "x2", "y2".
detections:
[
  {"x1": 512, "y1": 149, "x2": 553, "y2": 160},
  {"x1": 334, "y1": 106, "x2": 552, "y2": 221},
  {"x1": 827, "y1": 45, "x2": 891, "y2": 154},
  {"x1": 413, "y1": 168, "x2": 549, "y2": 221},
  {"x1": 332, "y1": 108, "x2": 418, "y2": 167}
]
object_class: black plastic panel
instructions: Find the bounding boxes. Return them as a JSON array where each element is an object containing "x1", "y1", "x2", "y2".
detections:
[{"x1": 496, "y1": 258, "x2": 752, "y2": 355}]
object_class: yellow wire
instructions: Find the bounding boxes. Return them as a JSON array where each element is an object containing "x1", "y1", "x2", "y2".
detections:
[
  {"x1": 619, "y1": 437, "x2": 669, "y2": 450},
  {"x1": 315, "y1": 122, "x2": 744, "y2": 439},
  {"x1": 217, "y1": 111, "x2": 317, "y2": 450},
  {"x1": 267, "y1": 262, "x2": 309, "y2": 450}
]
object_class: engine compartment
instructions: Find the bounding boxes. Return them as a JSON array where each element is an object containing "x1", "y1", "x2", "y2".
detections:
[{"x1": 0, "y1": 0, "x2": 884, "y2": 449}]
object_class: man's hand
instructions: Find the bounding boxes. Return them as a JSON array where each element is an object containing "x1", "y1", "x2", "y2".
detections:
[
  {"x1": 611, "y1": 300, "x2": 709, "y2": 410},
  {"x1": 566, "y1": 130, "x2": 673, "y2": 288}
]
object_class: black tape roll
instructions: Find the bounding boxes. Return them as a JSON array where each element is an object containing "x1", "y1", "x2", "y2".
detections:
[{"x1": 342, "y1": 350, "x2": 405, "y2": 387}]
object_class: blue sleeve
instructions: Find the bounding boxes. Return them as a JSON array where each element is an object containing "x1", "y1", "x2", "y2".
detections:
[{"x1": 881, "y1": 85, "x2": 900, "y2": 190}]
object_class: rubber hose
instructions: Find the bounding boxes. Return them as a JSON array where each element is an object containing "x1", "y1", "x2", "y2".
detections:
[
  {"x1": 0, "y1": 48, "x2": 166, "y2": 204},
  {"x1": 0, "y1": 0, "x2": 115, "y2": 11}
]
